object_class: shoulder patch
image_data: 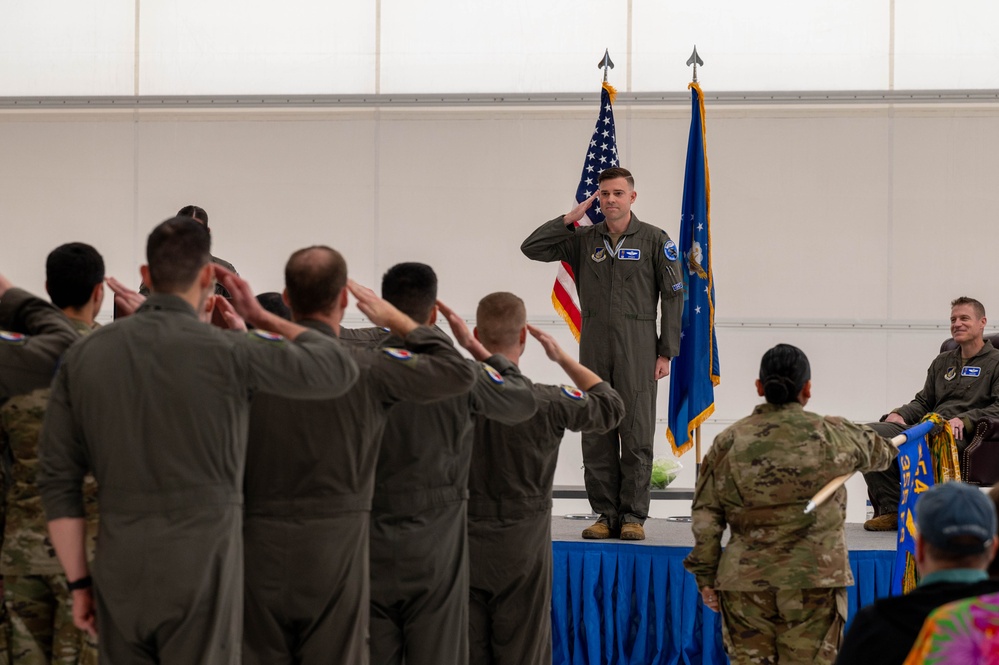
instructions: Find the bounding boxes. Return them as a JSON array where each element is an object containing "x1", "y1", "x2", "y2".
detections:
[
  {"x1": 383, "y1": 347, "x2": 415, "y2": 361},
  {"x1": 663, "y1": 240, "x2": 679, "y2": 261},
  {"x1": 560, "y1": 385, "x2": 586, "y2": 400},
  {"x1": 482, "y1": 364, "x2": 505, "y2": 385},
  {"x1": 0, "y1": 331, "x2": 26, "y2": 345},
  {"x1": 249, "y1": 330, "x2": 285, "y2": 342}
]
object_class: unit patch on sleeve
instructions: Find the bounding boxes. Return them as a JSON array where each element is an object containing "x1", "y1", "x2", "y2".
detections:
[
  {"x1": 482, "y1": 364, "x2": 505, "y2": 385},
  {"x1": 0, "y1": 331, "x2": 26, "y2": 345},
  {"x1": 663, "y1": 240, "x2": 679, "y2": 261},
  {"x1": 383, "y1": 348, "x2": 415, "y2": 361},
  {"x1": 249, "y1": 330, "x2": 285, "y2": 343},
  {"x1": 560, "y1": 385, "x2": 586, "y2": 400}
]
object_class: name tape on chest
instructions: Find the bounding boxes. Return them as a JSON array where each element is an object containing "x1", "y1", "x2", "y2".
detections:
[
  {"x1": 0, "y1": 331, "x2": 26, "y2": 344},
  {"x1": 482, "y1": 364, "x2": 505, "y2": 385},
  {"x1": 618, "y1": 248, "x2": 641, "y2": 261},
  {"x1": 962, "y1": 366, "x2": 982, "y2": 377},
  {"x1": 383, "y1": 348, "x2": 415, "y2": 361},
  {"x1": 663, "y1": 240, "x2": 679, "y2": 261},
  {"x1": 561, "y1": 385, "x2": 586, "y2": 400}
]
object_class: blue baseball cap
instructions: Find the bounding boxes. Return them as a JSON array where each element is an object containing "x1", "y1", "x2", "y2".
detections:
[{"x1": 916, "y1": 482, "x2": 998, "y2": 555}]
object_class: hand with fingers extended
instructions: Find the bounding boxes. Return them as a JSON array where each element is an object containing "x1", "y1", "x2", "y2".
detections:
[
  {"x1": 565, "y1": 192, "x2": 598, "y2": 226},
  {"x1": 105, "y1": 277, "x2": 147, "y2": 317},
  {"x1": 346, "y1": 280, "x2": 416, "y2": 337},
  {"x1": 212, "y1": 296, "x2": 247, "y2": 331},
  {"x1": 437, "y1": 300, "x2": 490, "y2": 361}
]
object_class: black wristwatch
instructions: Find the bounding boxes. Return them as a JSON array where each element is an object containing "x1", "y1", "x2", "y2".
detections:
[{"x1": 67, "y1": 575, "x2": 92, "y2": 591}]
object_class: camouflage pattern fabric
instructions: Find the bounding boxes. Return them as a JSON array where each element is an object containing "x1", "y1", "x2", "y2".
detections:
[
  {"x1": 684, "y1": 401, "x2": 897, "y2": 592},
  {"x1": 0, "y1": 319, "x2": 98, "y2": 663},
  {"x1": 4, "y1": 575, "x2": 96, "y2": 664},
  {"x1": 719, "y1": 587, "x2": 846, "y2": 665}
]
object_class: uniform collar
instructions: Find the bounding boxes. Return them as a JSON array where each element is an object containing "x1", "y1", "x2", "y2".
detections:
[
  {"x1": 137, "y1": 293, "x2": 199, "y2": 318},
  {"x1": 919, "y1": 568, "x2": 988, "y2": 587},
  {"x1": 599, "y1": 212, "x2": 641, "y2": 238},
  {"x1": 752, "y1": 401, "x2": 805, "y2": 416},
  {"x1": 299, "y1": 318, "x2": 335, "y2": 338}
]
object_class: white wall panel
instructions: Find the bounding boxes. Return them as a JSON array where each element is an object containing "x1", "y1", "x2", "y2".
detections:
[
  {"x1": 632, "y1": 0, "x2": 890, "y2": 92},
  {"x1": 895, "y1": 1, "x2": 999, "y2": 90},
  {"x1": 138, "y1": 1, "x2": 376, "y2": 95},
  {"x1": 379, "y1": 0, "x2": 629, "y2": 93},
  {"x1": 0, "y1": 1, "x2": 135, "y2": 95}
]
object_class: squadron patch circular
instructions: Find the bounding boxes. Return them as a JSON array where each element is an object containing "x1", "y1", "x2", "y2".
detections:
[
  {"x1": 0, "y1": 331, "x2": 26, "y2": 344},
  {"x1": 560, "y1": 385, "x2": 586, "y2": 400},
  {"x1": 482, "y1": 364, "x2": 505, "y2": 385},
  {"x1": 383, "y1": 348, "x2": 414, "y2": 361},
  {"x1": 250, "y1": 330, "x2": 285, "y2": 342},
  {"x1": 663, "y1": 240, "x2": 679, "y2": 262}
]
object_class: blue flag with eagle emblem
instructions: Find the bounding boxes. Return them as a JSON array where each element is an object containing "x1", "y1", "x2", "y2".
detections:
[{"x1": 666, "y1": 83, "x2": 720, "y2": 457}]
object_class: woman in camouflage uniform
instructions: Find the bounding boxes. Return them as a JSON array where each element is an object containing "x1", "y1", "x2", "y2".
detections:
[{"x1": 684, "y1": 344, "x2": 897, "y2": 664}]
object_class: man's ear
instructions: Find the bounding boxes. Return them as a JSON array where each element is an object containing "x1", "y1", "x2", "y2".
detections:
[
  {"x1": 473, "y1": 326, "x2": 480, "y2": 341},
  {"x1": 519, "y1": 325, "x2": 527, "y2": 345},
  {"x1": 427, "y1": 305, "x2": 438, "y2": 327},
  {"x1": 140, "y1": 265, "x2": 152, "y2": 289},
  {"x1": 198, "y1": 263, "x2": 214, "y2": 289},
  {"x1": 338, "y1": 287, "x2": 349, "y2": 310},
  {"x1": 629, "y1": 189, "x2": 637, "y2": 204},
  {"x1": 91, "y1": 282, "x2": 105, "y2": 309}
]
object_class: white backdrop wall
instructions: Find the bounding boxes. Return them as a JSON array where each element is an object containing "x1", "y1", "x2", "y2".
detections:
[{"x1": 2, "y1": 100, "x2": 997, "y2": 523}]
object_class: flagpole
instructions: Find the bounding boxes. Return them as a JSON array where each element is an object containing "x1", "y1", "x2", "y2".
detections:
[{"x1": 695, "y1": 426, "x2": 702, "y2": 481}]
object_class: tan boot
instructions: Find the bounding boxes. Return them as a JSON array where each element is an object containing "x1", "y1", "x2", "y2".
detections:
[
  {"x1": 863, "y1": 513, "x2": 898, "y2": 531},
  {"x1": 620, "y1": 523, "x2": 646, "y2": 541},
  {"x1": 581, "y1": 521, "x2": 613, "y2": 539}
]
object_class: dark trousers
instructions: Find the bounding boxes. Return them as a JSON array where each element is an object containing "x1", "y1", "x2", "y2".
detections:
[
  {"x1": 243, "y1": 513, "x2": 369, "y2": 665},
  {"x1": 369, "y1": 501, "x2": 468, "y2": 665},
  {"x1": 861, "y1": 421, "x2": 906, "y2": 516},
  {"x1": 468, "y1": 513, "x2": 552, "y2": 665}
]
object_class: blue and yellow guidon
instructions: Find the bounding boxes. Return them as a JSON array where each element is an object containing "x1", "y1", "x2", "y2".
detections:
[
  {"x1": 250, "y1": 330, "x2": 285, "y2": 342},
  {"x1": 0, "y1": 331, "x2": 26, "y2": 344},
  {"x1": 383, "y1": 348, "x2": 415, "y2": 361},
  {"x1": 560, "y1": 385, "x2": 586, "y2": 400},
  {"x1": 482, "y1": 364, "x2": 505, "y2": 385}
]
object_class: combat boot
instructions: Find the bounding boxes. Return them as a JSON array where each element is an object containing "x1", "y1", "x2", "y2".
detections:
[{"x1": 863, "y1": 513, "x2": 898, "y2": 531}]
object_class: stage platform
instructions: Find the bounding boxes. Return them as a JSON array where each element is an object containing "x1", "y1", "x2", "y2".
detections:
[{"x1": 551, "y1": 516, "x2": 896, "y2": 665}]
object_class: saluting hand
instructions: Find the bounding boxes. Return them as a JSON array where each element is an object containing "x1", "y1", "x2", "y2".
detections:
[
  {"x1": 528, "y1": 324, "x2": 564, "y2": 363},
  {"x1": 564, "y1": 192, "x2": 598, "y2": 225},
  {"x1": 214, "y1": 266, "x2": 265, "y2": 325},
  {"x1": 437, "y1": 300, "x2": 490, "y2": 361},
  {"x1": 213, "y1": 296, "x2": 247, "y2": 331},
  {"x1": 105, "y1": 276, "x2": 146, "y2": 317},
  {"x1": 347, "y1": 280, "x2": 417, "y2": 337}
]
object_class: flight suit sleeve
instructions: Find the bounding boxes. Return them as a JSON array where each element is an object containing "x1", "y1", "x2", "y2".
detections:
[
  {"x1": 38, "y1": 360, "x2": 90, "y2": 521},
  {"x1": 370, "y1": 326, "x2": 478, "y2": 405},
  {"x1": 0, "y1": 288, "x2": 78, "y2": 401},
  {"x1": 894, "y1": 360, "x2": 939, "y2": 425},
  {"x1": 823, "y1": 417, "x2": 898, "y2": 474},
  {"x1": 468, "y1": 355, "x2": 538, "y2": 425},
  {"x1": 521, "y1": 216, "x2": 581, "y2": 269},
  {"x1": 548, "y1": 381, "x2": 626, "y2": 434},
  {"x1": 235, "y1": 329, "x2": 359, "y2": 400},
  {"x1": 683, "y1": 438, "x2": 728, "y2": 589},
  {"x1": 654, "y1": 233, "x2": 685, "y2": 359}
]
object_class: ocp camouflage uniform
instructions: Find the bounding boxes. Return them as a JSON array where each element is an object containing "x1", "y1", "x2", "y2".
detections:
[
  {"x1": 683, "y1": 402, "x2": 897, "y2": 665},
  {"x1": 1, "y1": 319, "x2": 99, "y2": 664}
]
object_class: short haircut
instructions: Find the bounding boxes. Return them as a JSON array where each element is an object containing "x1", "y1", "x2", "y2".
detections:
[
  {"x1": 924, "y1": 540, "x2": 993, "y2": 569},
  {"x1": 46, "y1": 243, "x2": 105, "y2": 309},
  {"x1": 597, "y1": 166, "x2": 635, "y2": 188},
  {"x1": 177, "y1": 204, "x2": 209, "y2": 228},
  {"x1": 145, "y1": 217, "x2": 212, "y2": 293},
  {"x1": 284, "y1": 246, "x2": 347, "y2": 317},
  {"x1": 256, "y1": 292, "x2": 292, "y2": 321},
  {"x1": 381, "y1": 263, "x2": 437, "y2": 323},
  {"x1": 758, "y1": 343, "x2": 811, "y2": 405},
  {"x1": 476, "y1": 292, "x2": 527, "y2": 350},
  {"x1": 952, "y1": 296, "x2": 986, "y2": 319}
]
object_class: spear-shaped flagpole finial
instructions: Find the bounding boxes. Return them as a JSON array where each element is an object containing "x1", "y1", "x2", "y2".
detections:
[
  {"x1": 597, "y1": 48, "x2": 615, "y2": 83},
  {"x1": 686, "y1": 45, "x2": 704, "y2": 83}
]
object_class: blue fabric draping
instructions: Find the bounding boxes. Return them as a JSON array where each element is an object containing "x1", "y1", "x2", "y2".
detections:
[{"x1": 552, "y1": 542, "x2": 895, "y2": 665}]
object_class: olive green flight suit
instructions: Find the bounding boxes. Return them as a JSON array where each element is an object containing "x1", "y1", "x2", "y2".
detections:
[
  {"x1": 342, "y1": 328, "x2": 537, "y2": 665},
  {"x1": 0, "y1": 289, "x2": 78, "y2": 403},
  {"x1": 468, "y1": 381, "x2": 625, "y2": 665},
  {"x1": 38, "y1": 293, "x2": 359, "y2": 665},
  {"x1": 522, "y1": 214, "x2": 684, "y2": 528},
  {"x1": 242, "y1": 323, "x2": 477, "y2": 665}
]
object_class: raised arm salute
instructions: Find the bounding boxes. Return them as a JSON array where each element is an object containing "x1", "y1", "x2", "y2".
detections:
[{"x1": 521, "y1": 166, "x2": 684, "y2": 541}]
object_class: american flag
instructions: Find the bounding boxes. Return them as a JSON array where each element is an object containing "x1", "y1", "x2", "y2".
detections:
[{"x1": 551, "y1": 82, "x2": 619, "y2": 340}]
